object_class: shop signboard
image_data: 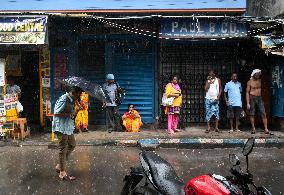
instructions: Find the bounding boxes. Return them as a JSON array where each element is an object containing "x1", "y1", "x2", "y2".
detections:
[
  {"x1": 160, "y1": 18, "x2": 248, "y2": 38},
  {"x1": 0, "y1": 16, "x2": 47, "y2": 44}
]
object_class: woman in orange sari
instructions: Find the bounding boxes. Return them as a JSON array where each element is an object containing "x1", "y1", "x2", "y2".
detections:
[
  {"x1": 122, "y1": 104, "x2": 142, "y2": 132},
  {"x1": 75, "y1": 92, "x2": 89, "y2": 133}
]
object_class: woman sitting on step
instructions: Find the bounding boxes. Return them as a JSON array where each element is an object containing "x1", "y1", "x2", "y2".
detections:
[{"x1": 122, "y1": 104, "x2": 142, "y2": 132}]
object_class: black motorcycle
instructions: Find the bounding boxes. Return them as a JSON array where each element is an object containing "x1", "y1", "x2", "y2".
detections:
[
  {"x1": 227, "y1": 137, "x2": 272, "y2": 195},
  {"x1": 121, "y1": 137, "x2": 272, "y2": 195}
]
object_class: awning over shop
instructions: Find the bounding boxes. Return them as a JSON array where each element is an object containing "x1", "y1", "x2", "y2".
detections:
[
  {"x1": 258, "y1": 36, "x2": 284, "y2": 48},
  {"x1": 0, "y1": 16, "x2": 48, "y2": 44},
  {"x1": 0, "y1": 0, "x2": 246, "y2": 13},
  {"x1": 257, "y1": 35, "x2": 284, "y2": 56}
]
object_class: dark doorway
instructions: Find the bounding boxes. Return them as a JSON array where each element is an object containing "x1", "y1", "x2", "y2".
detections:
[
  {"x1": 19, "y1": 51, "x2": 40, "y2": 125},
  {"x1": 78, "y1": 39, "x2": 106, "y2": 125}
]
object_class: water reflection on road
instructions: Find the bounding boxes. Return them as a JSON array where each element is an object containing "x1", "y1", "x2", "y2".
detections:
[{"x1": 0, "y1": 146, "x2": 283, "y2": 194}]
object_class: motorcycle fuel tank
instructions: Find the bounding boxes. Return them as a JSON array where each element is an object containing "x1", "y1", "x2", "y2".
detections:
[{"x1": 185, "y1": 175, "x2": 230, "y2": 195}]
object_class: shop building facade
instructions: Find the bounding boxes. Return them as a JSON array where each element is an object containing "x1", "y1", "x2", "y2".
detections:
[
  {"x1": 2, "y1": 0, "x2": 283, "y2": 130},
  {"x1": 0, "y1": 15, "x2": 49, "y2": 130},
  {"x1": 46, "y1": 13, "x2": 275, "y2": 128}
]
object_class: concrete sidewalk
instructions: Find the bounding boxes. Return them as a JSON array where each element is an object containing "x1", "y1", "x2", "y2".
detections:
[{"x1": 11, "y1": 126, "x2": 284, "y2": 148}]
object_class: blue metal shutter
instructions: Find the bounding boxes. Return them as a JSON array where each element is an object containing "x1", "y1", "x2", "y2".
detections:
[{"x1": 112, "y1": 40, "x2": 155, "y2": 123}]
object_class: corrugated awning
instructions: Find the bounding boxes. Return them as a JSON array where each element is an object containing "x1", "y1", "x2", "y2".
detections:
[{"x1": 1, "y1": 0, "x2": 246, "y2": 13}]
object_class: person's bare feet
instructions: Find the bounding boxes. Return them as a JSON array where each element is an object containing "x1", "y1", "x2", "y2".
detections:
[
  {"x1": 264, "y1": 129, "x2": 273, "y2": 135},
  {"x1": 59, "y1": 171, "x2": 67, "y2": 180},
  {"x1": 251, "y1": 128, "x2": 256, "y2": 134},
  {"x1": 58, "y1": 171, "x2": 76, "y2": 181},
  {"x1": 168, "y1": 132, "x2": 175, "y2": 135}
]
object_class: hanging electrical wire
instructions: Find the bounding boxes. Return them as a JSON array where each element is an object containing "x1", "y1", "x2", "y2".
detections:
[{"x1": 94, "y1": 16, "x2": 282, "y2": 41}]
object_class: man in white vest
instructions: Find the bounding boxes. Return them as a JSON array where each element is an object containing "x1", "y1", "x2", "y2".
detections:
[{"x1": 204, "y1": 70, "x2": 222, "y2": 133}]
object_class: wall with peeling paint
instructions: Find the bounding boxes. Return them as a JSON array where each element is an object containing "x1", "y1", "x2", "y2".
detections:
[{"x1": 247, "y1": 0, "x2": 284, "y2": 17}]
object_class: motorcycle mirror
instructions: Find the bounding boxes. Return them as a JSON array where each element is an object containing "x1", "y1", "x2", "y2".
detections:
[
  {"x1": 242, "y1": 137, "x2": 255, "y2": 156},
  {"x1": 229, "y1": 154, "x2": 240, "y2": 165}
]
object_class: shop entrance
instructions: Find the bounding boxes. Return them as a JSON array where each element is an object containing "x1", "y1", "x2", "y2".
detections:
[
  {"x1": 3, "y1": 48, "x2": 40, "y2": 126},
  {"x1": 78, "y1": 37, "x2": 156, "y2": 125},
  {"x1": 159, "y1": 39, "x2": 272, "y2": 128},
  {"x1": 19, "y1": 51, "x2": 40, "y2": 124}
]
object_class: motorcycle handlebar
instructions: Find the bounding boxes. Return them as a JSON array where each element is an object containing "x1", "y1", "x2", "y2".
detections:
[
  {"x1": 230, "y1": 165, "x2": 243, "y2": 178},
  {"x1": 230, "y1": 166, "x2": 254, "y2": 190}
]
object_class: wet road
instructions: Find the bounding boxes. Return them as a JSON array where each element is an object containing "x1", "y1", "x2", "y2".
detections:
[{"x1": 0, "y1": 146, "x2": 283, "y2": 195}]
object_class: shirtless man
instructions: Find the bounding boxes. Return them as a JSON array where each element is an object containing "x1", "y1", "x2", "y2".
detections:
[{"x1": 246, "y1": 69, "x2": 270, "y2": 134}]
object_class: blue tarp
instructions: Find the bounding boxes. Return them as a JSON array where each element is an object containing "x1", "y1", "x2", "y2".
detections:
[{"x1": 1, "y1": 0, "x2": 246, "y2": 11}]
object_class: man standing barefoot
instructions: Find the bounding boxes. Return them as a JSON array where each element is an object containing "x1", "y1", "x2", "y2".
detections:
[{"x1": 246, "y1": 69, "x2": 270, "y2": 134}]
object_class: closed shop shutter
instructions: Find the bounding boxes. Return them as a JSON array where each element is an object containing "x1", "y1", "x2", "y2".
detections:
[{"x1": 111, "y1": 39, "x2": 155, "y2": 123}]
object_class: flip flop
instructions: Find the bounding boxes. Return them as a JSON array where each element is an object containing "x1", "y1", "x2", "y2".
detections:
[
  {"x1": 205, "y1": 129, "x2": 210, "y2": 133},
  {"x1": 59, "y1": 175, "x2": 76, "y2": 181},
  {"x1": 67, "y1": 175, "x2": 76, "y2": 180},
  {"x1": 251, "y1": 131, "x2": 256, "y2": 134},
  {"x1": 174, "y1": 129, "x2": 182, "y2": 132},
  {"x1": 235, "y1": 129, "x2": 241, "y2": 132},
  {"x1": 265, "y1": 131, "x2": 273, "y2": 135},
  {"x1": 215, "y1": 129, "x2": 220, "y2": 133}
]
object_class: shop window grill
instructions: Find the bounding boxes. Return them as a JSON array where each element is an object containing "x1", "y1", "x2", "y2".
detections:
[{"x1": 159, "y1": 41, "x2": 240, "y2": 127}]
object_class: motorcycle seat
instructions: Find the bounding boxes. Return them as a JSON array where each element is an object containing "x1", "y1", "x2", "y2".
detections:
[{"x1": 141, "y1": 151, "x2": 185, "y2": 195}]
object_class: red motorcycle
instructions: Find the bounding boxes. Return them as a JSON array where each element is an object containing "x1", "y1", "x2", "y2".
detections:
[{"x1": 120, "y1": 138, "x2": 272, "y2": 195}]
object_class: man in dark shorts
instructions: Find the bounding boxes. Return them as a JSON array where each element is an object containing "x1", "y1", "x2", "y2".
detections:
[
  {"x1": 246, "y1": 69, "x2": 271, "y2": 134},
  {"x1": 224, "y1": 73, "x2": 242, "y2": 132},
  {"x1": 102, "y1": 74, "x2": 123, "y2": 133}
]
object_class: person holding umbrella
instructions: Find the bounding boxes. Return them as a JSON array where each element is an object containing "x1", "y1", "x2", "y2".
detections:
[
  {"x1": 103, "y1": 74, "x2": 123, "y2": 133},
  {"x1": 53, "y1": 86, "x2": 83, "y2": 181}
]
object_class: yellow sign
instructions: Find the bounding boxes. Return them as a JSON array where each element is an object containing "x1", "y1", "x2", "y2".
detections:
[{"x1": 0, "y1": 16, "x2": 47, "y2": 44}]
